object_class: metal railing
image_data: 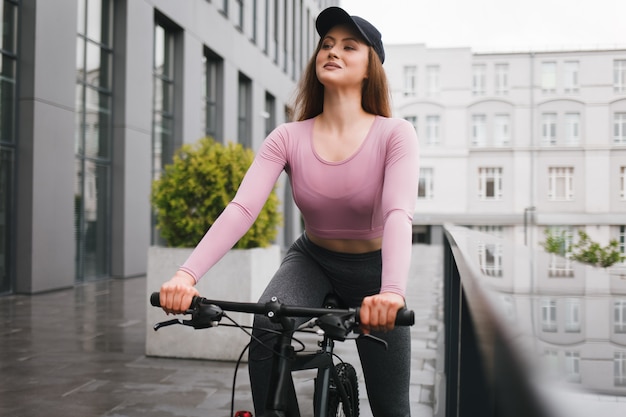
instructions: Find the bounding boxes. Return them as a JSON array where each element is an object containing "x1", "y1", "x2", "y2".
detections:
[{"x1": 442, "y1": 224, "x2": 626, "y2": 417}]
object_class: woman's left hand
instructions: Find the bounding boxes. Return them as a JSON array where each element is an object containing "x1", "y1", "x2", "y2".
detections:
[{"x1": 359, "y1": 292, "x2": 406, "y2": 334}]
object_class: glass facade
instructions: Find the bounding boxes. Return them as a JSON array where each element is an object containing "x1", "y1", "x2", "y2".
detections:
[
  {"x1": 0, "y1": 0, "x2": 18, "y2": 293},
  {"x1": 75, "y1": 0, "x2": 114, "y2": 281}
]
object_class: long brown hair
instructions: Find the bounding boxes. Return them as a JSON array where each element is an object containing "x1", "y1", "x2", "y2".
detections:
[{"x1": 293, "y1": 40, "x2": 391, "y2": 121}]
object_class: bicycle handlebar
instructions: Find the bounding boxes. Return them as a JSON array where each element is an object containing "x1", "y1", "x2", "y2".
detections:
[{"x1": 150, "y1": 292, "x2": 415, "y2": 327}]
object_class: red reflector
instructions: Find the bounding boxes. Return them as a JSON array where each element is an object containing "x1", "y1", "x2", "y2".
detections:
[{"x1": 234, "y1": 411, "x2": 253, "y2": 417}]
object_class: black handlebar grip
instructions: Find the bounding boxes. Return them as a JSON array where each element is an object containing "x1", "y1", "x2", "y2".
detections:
[
  {"x1": 150, "y1": 292, "x2": 161, "y2": 307},
  {"x1": 395, "y1": 308, "x2": 415, "y2": 326},
  {"x1": 355, "y1": 307, "x2": 415, "y2": 326}
]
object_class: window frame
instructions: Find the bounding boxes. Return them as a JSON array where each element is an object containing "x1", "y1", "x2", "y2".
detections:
[
  {"x1": 478, "y1": 167, "x2": 503, "y2": 200},
  {"x1": 548, "y1": 167, "x2": 575, "y2": 201}
]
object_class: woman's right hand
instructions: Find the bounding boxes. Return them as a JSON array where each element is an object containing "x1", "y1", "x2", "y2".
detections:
[{"x1": 159, "y1": 270, "x2": 199, "y2": 314}]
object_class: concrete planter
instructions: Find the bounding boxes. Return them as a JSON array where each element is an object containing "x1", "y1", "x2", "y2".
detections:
[{"x1": 145, "y1": 245, "x2": 280, "y2": 361}]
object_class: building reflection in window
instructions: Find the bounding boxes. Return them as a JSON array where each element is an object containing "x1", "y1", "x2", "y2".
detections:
[{"x1": 478, "y1": 242, "x2": 503, "y2": 277}]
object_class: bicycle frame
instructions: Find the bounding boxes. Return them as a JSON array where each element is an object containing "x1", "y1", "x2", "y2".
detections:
[{"x1": 264, "y1": 315, "x2": 354, "y2": 417}]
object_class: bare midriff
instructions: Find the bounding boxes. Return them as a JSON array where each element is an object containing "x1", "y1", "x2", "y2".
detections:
[{"x1": 306, "y1": 232, "x2": 382, "y2": 254}]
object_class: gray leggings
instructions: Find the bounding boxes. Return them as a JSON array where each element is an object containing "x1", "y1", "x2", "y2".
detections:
[{"x1": 249, "y1": 234, "x2": 411, "y2": 417}]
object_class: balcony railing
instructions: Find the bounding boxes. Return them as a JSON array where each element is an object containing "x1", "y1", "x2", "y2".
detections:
[{"x1": 442, "y1": 224, "x2": 626, "y2": 417}]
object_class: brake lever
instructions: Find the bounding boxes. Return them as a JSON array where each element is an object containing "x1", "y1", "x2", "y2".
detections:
[
  {"x1": 153, "y1": 304, "x2": 224, "y2": 331},
  {"x1": 358, "y1": 333, "x2": 389, "y2": 350},
  {"x1": 153, "y1": 319, "x2": 183, "y2": 331}
]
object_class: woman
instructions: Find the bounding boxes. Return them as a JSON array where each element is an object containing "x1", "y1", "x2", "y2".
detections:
[{"x1": 159, "y1": 6, "x2": 419, "y2": 416}]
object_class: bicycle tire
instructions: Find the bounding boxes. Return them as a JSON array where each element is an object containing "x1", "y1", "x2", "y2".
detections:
[{"x1": 328, "y1": 362, "x2": 359, "y2": 417}]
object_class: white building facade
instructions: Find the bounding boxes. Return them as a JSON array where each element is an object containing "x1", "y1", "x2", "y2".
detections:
[
  {"x1": 2, "y1": 0, "x2": 338, "y2": 294},
  {"x1": 386, "y1": 44, "x2": 626, "y2": 255}
]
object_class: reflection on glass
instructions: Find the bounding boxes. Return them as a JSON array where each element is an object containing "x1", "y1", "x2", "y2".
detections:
[
  {"x1": 75, "y1": 0, "x2": 113, "y2": 280},
  {"x1": 615, "y1": 352, "x2": 626, "y2": 386},
  {"x1": 564, "y1": 298, "x2": 581, "y2": 333},
  {"x1": 0, "y1": 61, "x2": 16, "y2": 144},
  {"x1": 0, "y1": 1, "x2": 18, "y2": 292},
  {"x1": 478, "y1": 242, "x2": 502, "y2": 277},
  {"x1": 0, "y1": 149, "x2": 13, "y2": 293},
  {"x1": 565, "y1": 351, "x2": 581, "y2": 383},
  {"x1": 615, "y1": 300, "x2": 626, "y2": 334},
  {"x1": 452, "y1": 226, "x2": 626, "y2": 401},
  {"x1": 1, "y1": 2, "x2": 18, "y2": 53},
  {"x1": 548, "y1": 253, "x2": 574, "y2": 277},
  {"x1": 152, "y1": 22, "x2": 176, "y2": 244},
  {"x1": 541, "y1": 298, "x2": 557, "y2": 332}
]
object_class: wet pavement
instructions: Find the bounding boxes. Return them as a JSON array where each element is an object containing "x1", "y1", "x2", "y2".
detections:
[{"x1": 0, "y1": 244, "x2": 444, "y2": 417}]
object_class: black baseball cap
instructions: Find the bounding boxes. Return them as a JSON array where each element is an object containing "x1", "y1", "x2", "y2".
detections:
[{"x1": 315, "y1": 6, "x2": 385, "y2": 64}]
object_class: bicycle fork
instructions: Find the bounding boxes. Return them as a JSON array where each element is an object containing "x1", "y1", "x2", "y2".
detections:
[{"x1": 264, "y1": 326, "x2": 355, "y2": 417}]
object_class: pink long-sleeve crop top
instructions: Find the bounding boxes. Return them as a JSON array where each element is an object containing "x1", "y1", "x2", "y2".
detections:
[{"x1": 179, "y1": 115, "x2": 420, "y2": 297}]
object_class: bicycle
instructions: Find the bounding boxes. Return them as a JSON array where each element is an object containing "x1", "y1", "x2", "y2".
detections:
[{"x1": 150, "y1": 292, "x2": 415, "y2": 417}]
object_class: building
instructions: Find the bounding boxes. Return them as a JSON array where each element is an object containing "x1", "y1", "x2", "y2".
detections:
[
  {"x1": 386, "y1": 44, "x2": 626, "y2": 255},
  {"x1": 1, "y1": 0, "x2": 339, "y2": 294}
]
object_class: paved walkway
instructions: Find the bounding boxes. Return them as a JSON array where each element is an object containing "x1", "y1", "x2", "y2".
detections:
[{"x1": 0, "y1": 244, "x2": 444, "y2": 417}]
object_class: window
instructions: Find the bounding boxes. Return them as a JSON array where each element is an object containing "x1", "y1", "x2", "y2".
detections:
[
  {"x1": 621, "y1": 167, "x2": 626, "y2": 200},
  {"x1": 615, "y1": 112, "x2": 626, "y2": 144},
  {"x1": 478, "y1": 243, "x2": 502, "y2": 277},
  {"x1": 541, "y1": 298, "x2": 557, "y2": 332},
  {"x1": 615, "y1": 60, "x2": 626, "y2": 93},
  {"x1": 418, "y1": 167, "x2": 434, "y2": 200},
  {"x1": 251, "y1": 0, "x2": 258, "y2": 44},
  {"x1": 75, "y1": 0, "x2": 114, "y2": 279},
  {"x1": 263, "y1": 0, "x2": 270, "y2": 54},
  {"x1": 565, "y1": 113, "x2": 580, "y2": 145},
  {"x1": 564, "y1": 299, "x2": 581, "y2": 333},
  {"x1": 264, "y1": 92, "x2": 276, "y2": 136},
  {"x1": 472, "y1": 64, "x2": 486, "y2": 95},
  {"x1": 475, "y1": 225, "x2": 503, "y2": 238},
  {"x1": 272, "y1": 0, "x2": 279, "y2": 64},
  {"x1": 152, "y1": 22, "x2": 176, "y2": 178},
  {"x1": 541, "y1": 113, "x2": 557, "y2": 145},
  {"x1": 548, "y1": 167, "x2": 574, "y2": 201},
  {"x1": 564, "y1": 61, "x2": 579, "y2": 93},
  {"x1": 233, "y1": 0, "x2": 243, "y2": 30},
  {"x1": 218, "y1": 0, "x2": 228, "y2": 15},
  {"x1": 282, "y1": 0, "x2": 288, "y2": 73},
  {"x1": 546, "y1": 226, "x2": 576, "y2": 255},
  {"x1": 541, "y1": 61, "x2": 557, "y2": 93},
  {"x1": 238, "y1": 72, "x2": 252, "y2": 148},
  {"x1": 471, "y1": 114, "x2": 487, "y2": 146},
  {"x1": 404, "y1": 116, "x2": 418, "y2": 134},
  {"x1": 615, "y1": 352, "x2": 626, "y2": 386},
  {"x1": 152, "y1": 20, "x2": 179, "y2": 245},
  {"x1": 495, "y1": 63, "x2": 508, "y2": 95},
  {"x1": 425, "y1": 115, "x2": 440, "y2": 145},
  {"x1": 564, "y1": 351, "x2": 581, "y2": 383},
  {"x1": 494, "y1": 114, "x2": 510, "y2": 146},
  {"x1": 478, "y1": 167, "x2": 503, "y2": 200},
  {"x1": 202, "y1": 49, "x2": 223, "y2": 141},
  {"x1": 403, "y1": 65, "x2": 417, "y2": 96},
  {"x1": 548, "y1": 253, "x2": 574, "y2": 277},
  {"x1": 615, "y1": 300, "x2": 626, "y2": 333},
  {"x1": 0, "y1": 0, "x2": 18, "y2": 293},
  {"x1": 543, "y1": 349, "x2": 559, "y2": 376},
  {"x1": 620, "y1": 226, "x2": 626, "y2": 257},
  {"x1": 426, "y1": 65, "x2": 440, "y2": 97}
]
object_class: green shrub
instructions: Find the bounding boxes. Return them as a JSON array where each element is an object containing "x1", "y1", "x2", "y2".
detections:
[{"x1": 151, "y1": 137, "x2": 281, "y2": 248}]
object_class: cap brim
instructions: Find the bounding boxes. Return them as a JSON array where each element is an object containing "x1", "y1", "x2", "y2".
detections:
[{"x1": 316, "y1": 7, "x2": 366, "y2": 44}]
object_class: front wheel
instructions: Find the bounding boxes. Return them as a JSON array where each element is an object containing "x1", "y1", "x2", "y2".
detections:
[{"x1": 328, "y1": 363, "x2": 359, "y2": 417}]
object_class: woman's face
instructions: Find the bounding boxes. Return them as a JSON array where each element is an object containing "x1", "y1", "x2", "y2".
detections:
[{"x1": 315, "y1": 24, "x2": 370, "y2": 89}]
